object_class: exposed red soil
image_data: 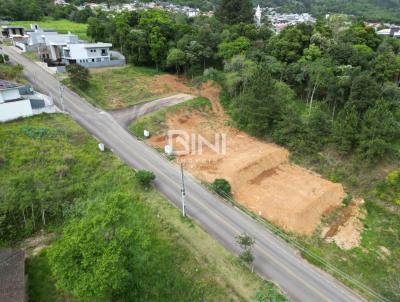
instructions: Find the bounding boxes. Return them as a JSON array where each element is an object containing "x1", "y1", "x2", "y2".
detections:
[{"x1": 148, "y1": 105, "x2": 347, "y2": 235}]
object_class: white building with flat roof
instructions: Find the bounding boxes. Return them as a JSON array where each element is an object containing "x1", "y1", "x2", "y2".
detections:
[
  {"x1": 61, "y1": 43, "x2": 125, "y2": 68},
  {"x1": 0, "y1": 80, "x2": 56, "y2": 122},
  {"x1": 11, "y1": 24, "x2": 125, "y2": 68}
]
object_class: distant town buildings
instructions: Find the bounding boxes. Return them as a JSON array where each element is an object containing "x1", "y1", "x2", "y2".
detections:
[
  {"x1": 73, "y1": 1, "x2": 212, "y2": 18},
  {"x1": 264, "y1": 7, "x2": 316, "y2": 32},
  {"x1": 0, "y1": 80, "x2": 56, "y2": 122},
  {"x1": 375, "y1": 27, "x2": 400, "y2": 38}
]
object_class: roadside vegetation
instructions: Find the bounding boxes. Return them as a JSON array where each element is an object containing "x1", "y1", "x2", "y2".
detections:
[
  {"x1": 0, "y1": 114, "x2": 287, "y2": 301},
  {"x1": 0, "y1": 61, "x2": 24, "y2": 82}
]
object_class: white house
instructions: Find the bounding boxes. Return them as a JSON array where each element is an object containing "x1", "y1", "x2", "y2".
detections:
[
  {"x1": 61, "y1": 43, "x2": 125, "y2": 68},
  {"x1": 0, "y1": 80, "x2": 56, "y2": 122},
  {"x1": 10, "y1": 24, "x2": 125, "y2": 68}
]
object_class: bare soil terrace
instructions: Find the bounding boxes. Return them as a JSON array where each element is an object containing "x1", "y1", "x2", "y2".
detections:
[{"x1": 148, "y1": 91, "x2": 346, "y2": 235}]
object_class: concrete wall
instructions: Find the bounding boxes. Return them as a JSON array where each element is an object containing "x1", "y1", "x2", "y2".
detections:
[
  {"x1": 14, "y1": 42, "x2": 26, "y2": 52},
  {"x1": 78, "y1": 59, "x2": 125, "y2": 68},
  {"x1": 15, "y1": 42, "x2": 47, "y2": 53},
  {"x1": 0, "y1": 100, "x2": 33, "y2": 122},
  {"x1": 110, "y1": 50, "x2": 125, "y2": 60},
  {"x1": 0, "y1": 89, "x2": 21, "y2": 103}
]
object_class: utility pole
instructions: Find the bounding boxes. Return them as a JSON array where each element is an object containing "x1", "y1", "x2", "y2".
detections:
[
  {"x1": 59, "y1": 84, "x2": 65, "y2": 112},
  {"x1": 180, "y1": 163, "x2": 186, "y2": 217}
]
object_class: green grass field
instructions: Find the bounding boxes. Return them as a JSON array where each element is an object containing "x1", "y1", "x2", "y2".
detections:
[
  {"x1": 1, "y1": 114, "x2": 287, "y2": 302},
  {"x1": 63, "y1": 66, "x2": 173, "y2": 110},
  {"x1": 10, "y1": 18, "x2": 88, "y2": 40}
]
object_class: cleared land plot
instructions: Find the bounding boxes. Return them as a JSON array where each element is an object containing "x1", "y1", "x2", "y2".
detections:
[
  {"x1": 142, "y1": 108, "x2": 346, "y2": 235},
  {"x1": 10, "y1": 18, "x2": 88, "y2": 40}
]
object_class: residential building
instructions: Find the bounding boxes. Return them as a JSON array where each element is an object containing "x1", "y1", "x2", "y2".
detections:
[
  {"x1": 0, "y1": 80, "x2": 56, "y2": 122},
  {"x1": 0, "y1": 249, "x2": 26, "y2": 302},
  {"x1": 376, "y1": 27, "x2": 400, "y2": 38},
  {"x1": 263, "y1": 7, "x2": 316, "y2": 32},
  {"x1": 61, "y1": 43, "x2": 125, "y2": 67},
  {"x1": 1, "y1": 26, "x2": 27, "y2": 43},
  {"x1": 11, "y1": 24, "x2": 125, "y2": 68}
]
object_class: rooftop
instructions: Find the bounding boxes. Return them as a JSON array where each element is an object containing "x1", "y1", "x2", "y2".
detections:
[
  {"x1": 82, "y1": 43, "x2": 112, "y2": 48},
  {"x1": 1, "y1": 25, "x2": 24, "y2": 29},
  {"x1": 0, "y1": 80, "x2": 23, "y2": 91}
]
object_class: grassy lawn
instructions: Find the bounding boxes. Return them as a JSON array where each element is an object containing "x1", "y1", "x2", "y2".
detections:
[
  {"x1": 23, "y1": 51, "x2": 39, "y2": 61},
  {"x1": 63, "y1": 66, "x2": 174, "y2": 110},
  {"x1": 10, "y1": 18, "x2": 88, "y2": 40},
  {"x1": 130, "y1": 96, "x2": 211, "y2": 138},
  {"x1": 129, "y1": 101, "x2": 400, "y2": 301},
  {"x1": 1, "y1": 114, "x2": 287, "y2": 302}
]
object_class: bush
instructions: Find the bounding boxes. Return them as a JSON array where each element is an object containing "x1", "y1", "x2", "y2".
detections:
[
  {"x1": 0, "y1": 54, "x2": 9, "y2": 64},
  {"x1": 66, "y1": 64, "x2": 90, "y2": 90},
  {"x1": 0, "y1": 63, "x2": 23, "y2": 80},
  {"x1": 136, "y1": 170, "x2": 156, "y2": 188},
  {"x1": 211, "y1": 178, "x2": 231, "y2": 197}
]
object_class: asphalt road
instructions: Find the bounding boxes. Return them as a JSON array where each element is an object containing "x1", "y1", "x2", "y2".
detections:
[
  {"x1": 109, "y1": 93, "x2": 195, "y2": 128},
  {"x1": 5, "y1": 47, "x2": 369, "y2": 302}
]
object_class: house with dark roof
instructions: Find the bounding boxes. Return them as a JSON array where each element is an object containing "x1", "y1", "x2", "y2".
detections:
[
  {"x1": 0, "y1": 249, "x2": 26, "y2": 302},
  {"x1": 0, "y1": 80, "x2": 56, "y2": 122},
  {"x1": 1, "y1": 26, "x2": 26, "y2": 39}
]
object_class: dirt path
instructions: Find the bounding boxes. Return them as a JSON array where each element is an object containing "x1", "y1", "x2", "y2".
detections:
[{"x1": 109, "y1": 93, "x2": 195, "y2": 127}]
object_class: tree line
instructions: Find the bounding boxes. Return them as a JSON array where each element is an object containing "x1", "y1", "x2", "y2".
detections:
[{"x1": 0, "y1": 0, "x2": 94, "y2": 22}]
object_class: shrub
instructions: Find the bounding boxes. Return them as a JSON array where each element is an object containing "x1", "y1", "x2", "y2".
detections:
[
  {"x1": 211, "y1": 178, "x2": 231, "y2": 197},
  {"x1": 136, "y1": 170, "x2": 155, "y2": 188},
  {"x1": 56, "y1": 165, "x2": 69, "y2": 178},
  {"x1": 63, "y1": 154, "x2": 75, "y2": 165},
  {"x1": 0, "y1": 54, "x2": 10, "y2": 64},
  {"x1": 66, "y1": 64, "x2": 90, "y2": 90}
]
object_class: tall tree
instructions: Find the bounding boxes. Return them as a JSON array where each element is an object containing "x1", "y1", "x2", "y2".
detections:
[{"x1": 215, "y1": 0, "x2": 254, "y2": 25}]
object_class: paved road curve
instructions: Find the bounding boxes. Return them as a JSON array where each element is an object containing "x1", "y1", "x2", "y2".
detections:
[{"x1": 5, "y1": 47, "x2": 367, "y2": 302}]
